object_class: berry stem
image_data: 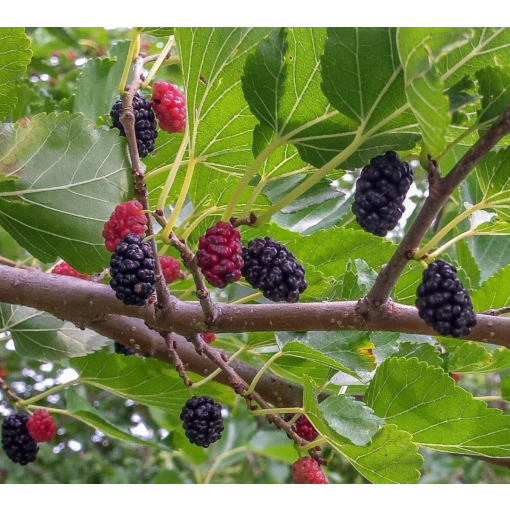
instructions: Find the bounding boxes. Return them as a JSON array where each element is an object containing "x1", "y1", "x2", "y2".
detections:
[
  {"x1": 142, "y1": 35, "x2": 175, "y2": 87},
  {"x1": 19, "y1": 380, "x2": 76, "y2": 407},
  {"x1": 156, "y1": 124, "x2": 190, "y2": 213},
  {"x1": 425, "y1": 230, "x2": 476, "y2": 259},
  {"x1": 163, "y1": 157, "x2": 197, "y2": 237},
  {"x1": 229, "y1": 292, "x2": 263, "y2": 305},
  {"x1": 118, "y1": 28, "x2": 139, "y2": 97},
  {"x1": 415, "y1": 202, "x2": 485, "y2": 259},
  {"x1": 203, "y1": 446, "x2": 248, "y2": 484},
  {"x1": 473, "y1": 395, "x2": 505, "y2": 401},
  {"x1": 166, "y1": 232, "x2": 218, "y2": 322},
  {"x1": 243, "y1": 351, "x2": 283, "y2": 396},
  {"x1": 221, "y1": 138, "x2": 285, "y2": 221},
  {"x1": 297, "y1": 437, "x2": 328, "y2": 452},
  {"x1": 180, "y1": 206, "x2": 220, "y2": 240},
  {"x1": 255, "y1": 133, "x2": 364, "y2": 226},
  {"x1": 250, "y1": 407, "x2": 303, "y2": 416},
  {"x1": 0, "y1": 376, "x2": 20, "y2": 404},
  {"x1": 192, "y1": 345, "x2": 248, "y2": 388}
]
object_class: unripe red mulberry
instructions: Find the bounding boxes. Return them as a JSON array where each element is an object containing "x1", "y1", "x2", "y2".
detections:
[
  {"x1": 160, "y1": 255, "x2": 181, "y2": 284},
  {"x1": 102, "y1": 201, "x2": 148, "y2": 252},
  {"x1": 196, "y1": 221, "x2": 244, "y2": 288},
  {"x1": 292, "y1": 457, "x2": 326, "y2": 484},
  {"x1": 26, "y1": 410, "x2": 56, "y2": 443},
  {"x1": 151, "y1": 81, "x2": 186, "y2": 133},
  {"x1": 202, "y1": 332, "x2": 216, "y2": 344},
  {"x1": 52, "y1": 262, "x2": 90, "y2": 280}
]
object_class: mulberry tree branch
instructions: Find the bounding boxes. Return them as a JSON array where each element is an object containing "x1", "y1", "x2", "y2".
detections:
[
  {"x1": 1, "y1": 266, "x2": 509, "y2": 348},
  {"x1": 365, "y1": 105, "x2": 510, "y2": 306}
]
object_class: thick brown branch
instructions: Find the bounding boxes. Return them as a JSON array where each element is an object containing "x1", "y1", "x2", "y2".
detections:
[
  {"x1": 86, "y1": 315, "x2": 305, "y2": 408},
  {"x1": 1, "y1": 266, "x2": 509, "y2": 348},
  {"x1": 366, "y1": 105, "x2": 510, "y2": 306}
]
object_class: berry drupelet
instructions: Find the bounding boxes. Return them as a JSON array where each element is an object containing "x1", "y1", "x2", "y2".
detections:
[
  {"x1": 196, "y1": 221, "x2": 244, "y2": 288},
  {"x1": 352, "y1": 150, "x2": 413, "y2": 236},
  {"x1": 110, "y1": 93, "x2": 158, "y2": 157},
  {"x1": 416, "y1": 259, "x2": 477, "y2": 338},
  {"x1": 180, "y1": 396, "x2": 224, "y2": 448},
  {"x1": 242, "y1": 237, "x2": 307, "y2": 303},
  {"x1": 109, "y1": 233, "x2": 156, "y2": 306}
]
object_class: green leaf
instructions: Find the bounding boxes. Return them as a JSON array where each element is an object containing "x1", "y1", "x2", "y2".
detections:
[
  {"x1": 248, "y1": 430, "x2": 297, "y2": 464},
  {"x1": 471, "y1": 263, "x2": 510, "y2": 310},
  {"x1": 366, "y1": 357, "x2": 510, "y2": 457},
  {"x1": 448, "y1": 343, "x2": 510, "y2": 373},
  {"x1": 322, "y1": 28, "x2": 407, "y2": 132},
  {"x1": 438, "y1": 28, "x2": 510, "y2": 84},
  {"x1": 320, "y1": 28, "x2": 419, "y2": 166},
  {"x1": 65, "y1": 388, "x2": 171, "y2": 450},
  {"x1": 319, "y1": 394, "x2": 385, "y2": 446},
  {"x1": 242, "y1": 29, "x2": 287, "y2": 132},
  {"x1": 279, "y1": 341, "x2": 360, "y2": 379},
  {"x1": 70, "y1": 352, "x2": 233, "y2": 412},
  {"x1": 0, "y1": 28, "x2": 32, "y2": 121},
  {"x1": 303, "y1": 376, "x2": 422, "y2": 483},
  {"x1": 277, "y1": 331, "x2": 375, "y2": 376},
  {"x1": 391, "y1": 342, "x2": 443, "y2": 367},
  {"x1": 476, "y1": 146, "x2": 510, "y2": 218},
  {"x1": 0, "y1": 303, "x2": 109, "y2": 362},
  {"x1": 147, "y1": 28, "x2": 273, "y2": 214},
  {"x1": 397, "y1": 28, "x2": 472, "y2": 156},
  {"x1": 476, "y1": 66, "x2": 510, "y2": 128},
  {"x1": 502, "y1": 376, "x2": 510, "y2": 402},
  {"x1": 243, "y1": 28, "x2": 358, "y2": 170},
  {"x1": 455, "y1": 238, "x2": 481, "y2": 288},
  {"x1": 139, "y1": 28, "x2": 174, "y2": 38},
  {"x1": 0, "y1": 113, "x2": 131, "y2": 272},
  {"x1": 73, "y1": 41, "x2": 130, "y2": 122}
]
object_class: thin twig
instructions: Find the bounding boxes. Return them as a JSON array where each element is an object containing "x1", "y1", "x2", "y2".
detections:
[
  {"x1": 0, "y1": 377, "x2": 20, "y2": 404},
  {"x1": 168, "y1": 232, "x2": 218, "y2": 322},
  {"x1": 230, "y1": 213, "x2": 257, "y2": 228},
  {"x1": 90, "y1": 268, "x2": 109, "y2": 283},
  {"x1": 0, "y1": 256, "x2": 37, "y2": 271},
  {"x1": 481, "y1": 307, "x2": 510, "y2": 317},
  {"x1": 164, "y1": 333, "x2": 192, "y2": 386},
  {"x1": 365, "y1": 105, "x2": 510, "y2": 307},
  {"x1": 118, "y1": 53, "x2": 175, "y2": 313}
]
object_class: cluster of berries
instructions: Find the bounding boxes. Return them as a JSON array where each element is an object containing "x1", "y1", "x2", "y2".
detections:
[
  {"x1": 110, "y1": 81, "x2": 186, "y2": 158},
  {"x1": 352, "y1": 151, "x2": 477, "y2": 337},
  {"x1": 196, "y1": 221, "x2": 308, "y2": 303},
  {"x1": 1, "y1": 411, "x2": 56, "y2": 465}
]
